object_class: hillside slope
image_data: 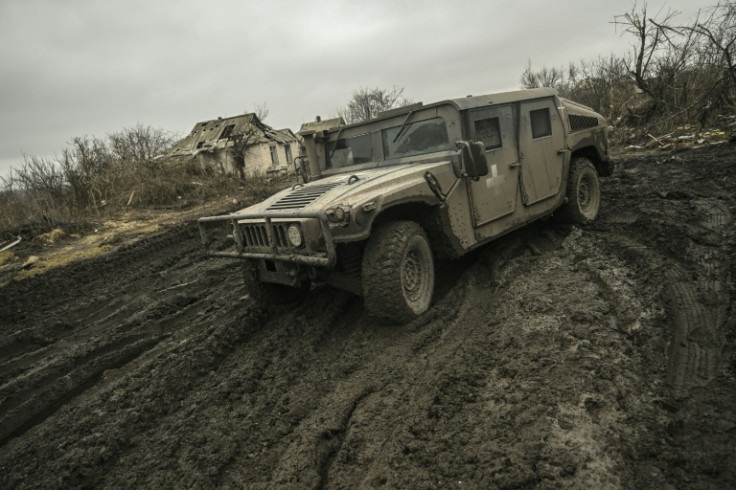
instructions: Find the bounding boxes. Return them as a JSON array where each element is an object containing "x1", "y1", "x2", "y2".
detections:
[{"x1": 1, "y1": 143, "x2": 734, "y2": 489}]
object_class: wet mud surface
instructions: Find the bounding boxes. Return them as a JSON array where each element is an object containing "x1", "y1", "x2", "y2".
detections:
[{"x1": 1, "y1": 143, "x2": 735, "y2": 489}]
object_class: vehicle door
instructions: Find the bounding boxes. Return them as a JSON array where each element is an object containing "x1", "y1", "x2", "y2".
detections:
[
  {"x1": 518, "y1": 98, "x2": 565, "y2": 205},
  {"x1": 467, "y1": 105, "x2": 519, "y2": 226}
]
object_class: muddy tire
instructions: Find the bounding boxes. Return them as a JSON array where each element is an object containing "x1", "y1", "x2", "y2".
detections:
[
  {"x1": 559, "y1": 158, "x2": 601, "y2": 223},
  {"x1": 242, "y1": 261, "x2": 306, "y2": 305},
  {"x1": 362, "y1": 221, "x2": 435, "y2": 324}
]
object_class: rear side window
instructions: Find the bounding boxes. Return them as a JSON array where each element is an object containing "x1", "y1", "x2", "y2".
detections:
[
  {"x1": 530, "y1": 108, "x2": 551, "y2": 139},
  {"x1": 474, "y1": 117, "x2": 502, "y2": 149}
]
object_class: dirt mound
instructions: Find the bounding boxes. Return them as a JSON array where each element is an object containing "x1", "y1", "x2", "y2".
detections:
[{"x1": 1, "y1": 143, "x2": 735, "y2": 489}]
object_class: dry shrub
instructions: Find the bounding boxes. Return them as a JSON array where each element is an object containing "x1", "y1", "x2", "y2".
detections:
[
  {"x1": 521, "y1": 1, "x2": 736, "y2": 138},
  {"x1": 0, "y1": 156, "x2": 82, "y2": 237},
  {"x1": 0, "y1": 124, "x2": 293, "y2": 239}
]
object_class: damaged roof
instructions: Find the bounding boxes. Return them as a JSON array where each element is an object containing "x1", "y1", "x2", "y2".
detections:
[{"x1": 166, "y1": 113, "x2": 298, "y2": 157}]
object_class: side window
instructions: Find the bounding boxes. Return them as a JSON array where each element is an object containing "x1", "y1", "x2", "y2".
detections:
[
  {"x1": 530, "y1": 108, "x2": 551, "y2": 139},
  {"x1": 284, "y1": 145, "x2": 293, "y2": 163},
  {"x1": 327, "y1": 132, "x2": 373, "y2": 168},
  {"x1": 270, "y1": 146, "x2": 279, "y2": 165},
  {"x1": 382, "y1": 118, "x2": 451, "y2": 159},
  {"x1": 474, "y1": 117, "x2": 502, "y2": 150}
]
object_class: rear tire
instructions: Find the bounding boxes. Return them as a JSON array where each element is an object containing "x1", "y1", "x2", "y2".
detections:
[
  {"x1": 559, "y1": 158, "x2": 601, "y2": 223},
  {"x1": 362, "y1": 221, "x2": 435, "y2": 324}
]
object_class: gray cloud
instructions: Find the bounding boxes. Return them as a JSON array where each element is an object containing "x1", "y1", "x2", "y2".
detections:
[{"x1": 0, "y1": 0, "x2": 704, "y2": 178}]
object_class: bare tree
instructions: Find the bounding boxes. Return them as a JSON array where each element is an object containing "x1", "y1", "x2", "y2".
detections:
[
  {"x1": 520, "y1": 60, "x2": 567, "y2": 90},
  {"x1": 108, "y1": 124, "x2": 175, "y2": 164},
  {"x1": 692, "y1": 2, "x2": 736, "y2": 92},
  {"x1": 243, "y1": 102, "x2": 270, "y2": 122},
  {"x1": 338, "y1": 86, "x2": 412, "y2": 124},
  {"x1": 252, "y1": 102, "x2": 270, "y2": 122},
  {"x1": 2, "y1": 155, "x2": 73, "y2": 230},
  {"x1": 567, "y1": 56, "x2": 633, "y2": 120},
  {"x1": 517, "y1": 2, "x2": 734, "y2": 133},
  {"x1": 225, "y1": 120, "x2": 262, "y2": 181},
  {"x1": 614, "y1": 2, "x2": 674, "y2": 98},
  {"x1": 610, "y1": 3, "x2": 710, "y2": 125}
]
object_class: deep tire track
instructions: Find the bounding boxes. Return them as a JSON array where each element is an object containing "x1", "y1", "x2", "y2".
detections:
[{"x1": 0, "y1": 144, "x2": 735, "y2": 489}]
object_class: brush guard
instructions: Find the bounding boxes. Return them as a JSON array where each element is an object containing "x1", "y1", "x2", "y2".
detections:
[{"x1": 198, "y1": 210, "x2": 337, "y2": 267}]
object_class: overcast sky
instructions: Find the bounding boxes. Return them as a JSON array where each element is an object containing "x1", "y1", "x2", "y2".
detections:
[{"x1": 0, "y1": 0, "x2": 708, "y2": 179}]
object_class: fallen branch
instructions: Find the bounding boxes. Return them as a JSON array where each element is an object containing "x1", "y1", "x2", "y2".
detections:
[
  {"x1": 127, "y1": 190, "x2": 136, "y2": 206},
  {"x1": 645, "y1": 132, "x2": 673, "y2": 147},
  {"x1": 0, "y1": 236, "x2": 22, "y2": 253}
]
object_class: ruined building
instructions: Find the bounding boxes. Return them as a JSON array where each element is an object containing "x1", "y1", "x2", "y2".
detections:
[{"x1": 164, "y1": 113, "x2": 300, "y2": 178}]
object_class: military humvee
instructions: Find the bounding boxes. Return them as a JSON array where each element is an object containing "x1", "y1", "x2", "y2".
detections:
[{"x1": 198, "y1": 88, "x2": 611, "y2": 323}]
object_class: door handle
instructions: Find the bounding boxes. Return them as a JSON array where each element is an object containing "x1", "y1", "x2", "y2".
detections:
[{"x1": 509, "y1": 161, "x2": 521, "y2": 168}]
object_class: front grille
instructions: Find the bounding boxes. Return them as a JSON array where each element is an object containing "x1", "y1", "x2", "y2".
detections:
[
  {"x1": 241, "y1": 222, "x2": 290, "y2": 248},
  {"x1": 568, "y1": 114, "x2": 599, "y2": 131},
  {"x1": 267, "y1": 181, "x2": 343, "y2": 210},
  {"x1": 241, "y1": 223, "x2": 267, "y2": 247}
]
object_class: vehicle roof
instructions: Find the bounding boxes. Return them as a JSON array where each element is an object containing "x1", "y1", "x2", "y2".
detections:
[
  {"x1": 371, "y1": 88, "x2": 557, "y2": 123},
  {"x1": 444, "y1": 87, "x2": 557, "y2": 110},
  {"x1": 305, "y1": 88, "x2": 559, "y2": 135}
]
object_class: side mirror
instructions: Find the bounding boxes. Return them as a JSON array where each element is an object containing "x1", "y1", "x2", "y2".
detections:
[{"x1": 456, "y1": 141, "x2": 489, "y2": 179}]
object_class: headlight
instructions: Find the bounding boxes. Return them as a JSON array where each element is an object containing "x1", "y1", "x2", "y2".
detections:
[
  {"x1": 287, "y1": 224, "x2": 303, "y2": 247},
  {"x1": 327, "y1": 205, "x2": 351, "y2": 224}
]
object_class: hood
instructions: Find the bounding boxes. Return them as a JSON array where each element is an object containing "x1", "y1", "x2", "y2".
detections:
[
  {"x1": 241, "y1": 160, "x2": 449, "y2": 216},
  {"x1": 559, "y1": 97, "x2": 607, "y2": 128}
]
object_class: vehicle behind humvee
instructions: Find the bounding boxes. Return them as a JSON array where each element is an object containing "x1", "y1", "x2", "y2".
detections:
[{"x1": 199, "y1": 88, "x2": 611, "y2": 323}]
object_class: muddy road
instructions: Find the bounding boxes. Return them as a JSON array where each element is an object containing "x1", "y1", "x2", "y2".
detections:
[{"x1": 1, "y1": 143, "x2": 735, "y2": 489}]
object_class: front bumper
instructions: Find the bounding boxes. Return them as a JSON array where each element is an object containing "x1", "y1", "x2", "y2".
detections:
[{"x1": 198, "y1": 210, "x2": 337, "y2": 267}]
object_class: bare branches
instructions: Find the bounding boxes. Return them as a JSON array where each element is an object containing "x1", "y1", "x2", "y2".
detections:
[
  {"x1": 0, "y1": 125, "x2": 178, "y2": 235},
  {"x1": 338, "y1": 86, "x2": 412, "y2": 124},
  {"x1": 692, "y1": 1, "x2": 736, "y2": 85},
  {"x1": 519, "y1": 1, "x2": 736, "y2": 130},
  {"x1": 613, "y1": 2, "x2": 681, "y2": 98},
  {"x1": 520, "y1": 55, "x2": 632, "y2": 122},
  {"x1": 248, "y1": 102, "x2": 270, "y2": 122},
  {"x1": 108, "y1": 124, "x2": 175, "y2": 165},
  {"x1": 520, "y1": 60, "x2": 567, "y2": 90}
]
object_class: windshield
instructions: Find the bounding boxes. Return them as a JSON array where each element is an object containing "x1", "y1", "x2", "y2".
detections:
[
  {"x1": 382, "y1": 117, "x2": 452, "y2": 159},
  {"x1": 325, "y1": 116, "x2": 453, "y2": 170},
  {"x1": 326, "y1": 132, "x2": 373, "y2": 169}
]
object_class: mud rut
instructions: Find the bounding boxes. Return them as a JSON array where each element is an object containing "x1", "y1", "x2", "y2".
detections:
[{"x1": 1, "y1": 144, "x2": 735, "y2": 489}]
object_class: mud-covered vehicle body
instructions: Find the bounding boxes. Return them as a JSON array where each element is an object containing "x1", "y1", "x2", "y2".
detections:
[{"x1": 199, "y1": 88, "x2": 611, "y2": 322}]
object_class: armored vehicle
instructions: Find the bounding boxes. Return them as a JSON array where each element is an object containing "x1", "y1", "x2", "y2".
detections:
[{"x1": 198, "y1": 88, "x2": 611, "y2": 323}]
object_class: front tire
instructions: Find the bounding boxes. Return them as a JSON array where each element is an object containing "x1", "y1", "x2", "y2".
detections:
[
  {"x1": 362, "y1": 221, "x2": 435, "y2": 324},
  {"x1": 559, "y1": 158, "x2": 601, "y2": 223}
]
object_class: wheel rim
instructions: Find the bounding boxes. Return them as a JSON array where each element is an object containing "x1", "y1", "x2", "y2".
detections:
[
  {"x1": 401, "y1": 238, "x2": 432, "y2": 308},
  {"x1": 578, "y1": 177, "x2": 591, "y2": 209},
  {"x1": 577, "y1": 171, "x2": 599, "y2": 217},
  {"x1": 402, "y1": 249, "x2": 422, "y2": 301}
]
